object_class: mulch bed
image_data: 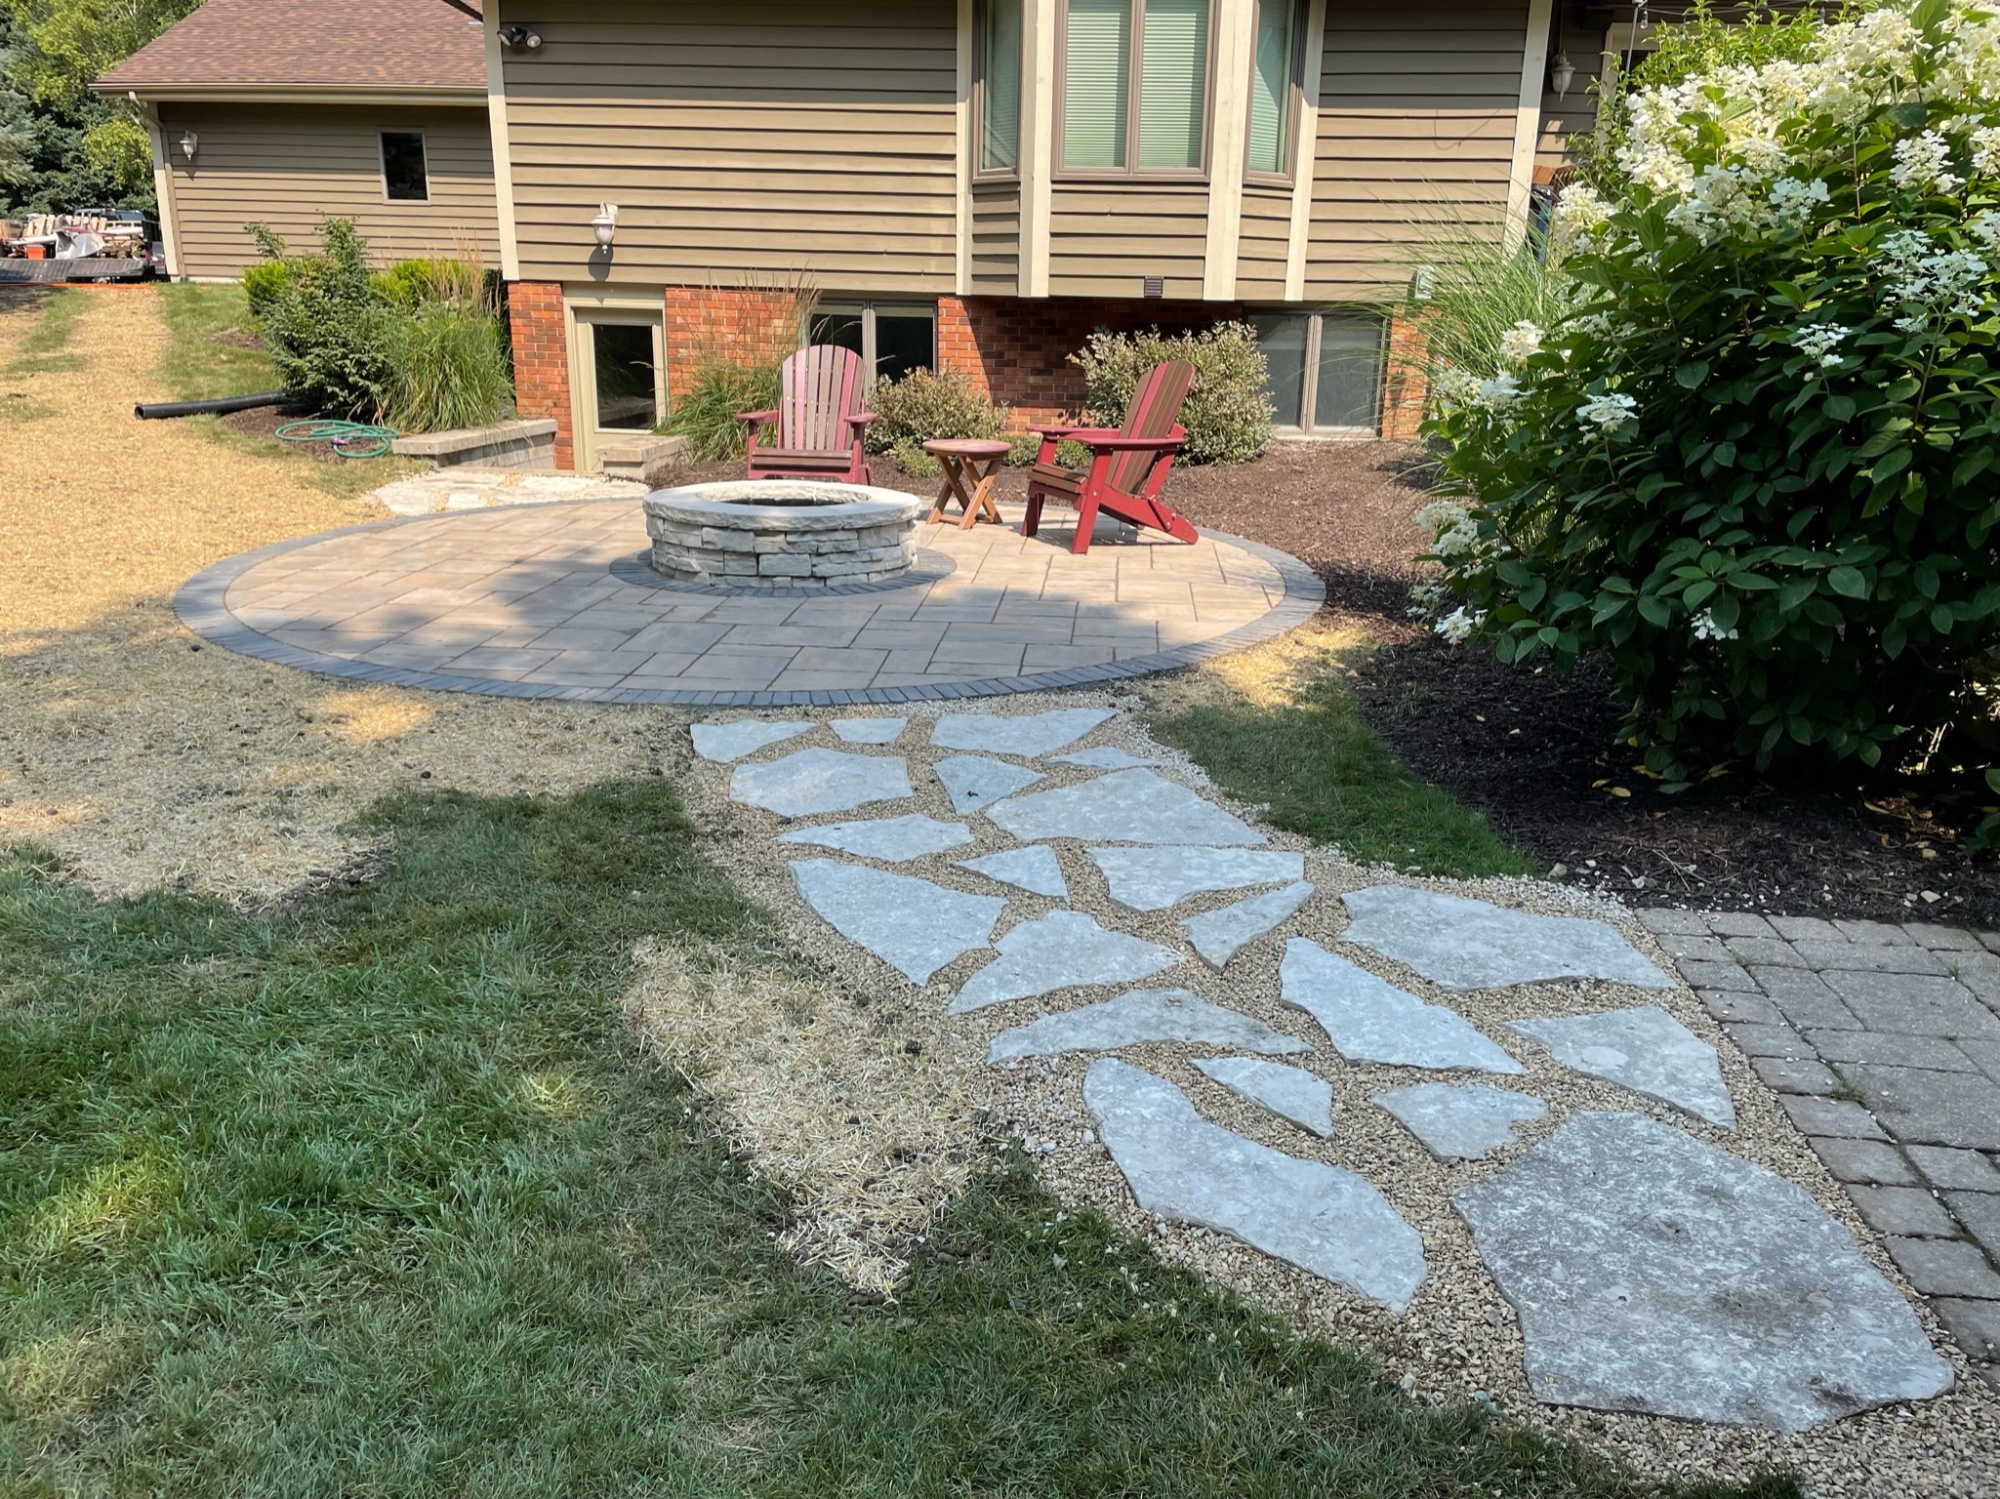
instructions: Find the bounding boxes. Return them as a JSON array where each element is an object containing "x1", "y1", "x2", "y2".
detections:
[{"x1": 1161, "y1": 441, "x2": 2000, "y2": 928}]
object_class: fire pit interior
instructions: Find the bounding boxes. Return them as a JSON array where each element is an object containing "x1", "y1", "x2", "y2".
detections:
[{"x1": 643, "y1": 480, "x2": 924, "y2": 590}]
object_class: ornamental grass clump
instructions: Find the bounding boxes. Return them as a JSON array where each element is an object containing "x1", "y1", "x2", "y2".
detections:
[{"x1": 1422, "y1": 0, "x2": 2000, "y2": 787}]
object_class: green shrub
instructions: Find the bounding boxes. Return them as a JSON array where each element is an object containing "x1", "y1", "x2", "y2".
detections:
[
  {"x1": 252, "y1": 219, "x2": 400, "y2": 420},
  {"x1": 245, "y1": 221, "x2": 512, "y2": 429},
  {"x1": 867, "y1": 367, "x2": 1010, "y2": 450},
  {"x1": 384, "y1": 302, "x2": 513, "y2": 434},
  {"x1": 1070, "y1": 322, "x2": 1272, "y2": 464},
  {"x1": 660, "y1": 360, "x2": 780, "y2": 461},
  {"x1": 240, "y1": 260, "x2": 295, "y2": 321},
  {"x1": 1420, "y1": 0, "x2": 2000, "y2": 785}
]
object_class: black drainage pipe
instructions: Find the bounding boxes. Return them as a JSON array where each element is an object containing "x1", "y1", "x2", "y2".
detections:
[{"x1": 134, "y1": 390, "x2": 294, "y2": 420}]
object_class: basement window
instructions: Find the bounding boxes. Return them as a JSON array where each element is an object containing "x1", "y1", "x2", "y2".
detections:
[
  {"x1": 810, "y1": 301, "x2": 938, "y2": 383},
  {"x1": 380, "y1": 132, "x2": 430, "y2": 202},
  {"x1": 1253, "y1": 311, "x2": 1385, "y2": 435}
]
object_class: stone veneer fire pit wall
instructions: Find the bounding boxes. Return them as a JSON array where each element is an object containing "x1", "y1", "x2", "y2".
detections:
[{"x1": 643, "y1": 481, "x2": 924, "y2": 590}]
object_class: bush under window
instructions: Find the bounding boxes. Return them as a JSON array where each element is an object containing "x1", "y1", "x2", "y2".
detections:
[{"x1": 1071, "y1": 321, "x2": 1273, "y2": 464}]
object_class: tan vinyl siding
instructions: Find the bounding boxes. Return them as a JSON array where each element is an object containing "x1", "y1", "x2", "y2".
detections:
[
  {"x1": 1537, "y1": 18, "x2": 1603, "y2": 171},
  {"x1": 1047, "y1": 182, "x2": 1208, "y2": 298},
  {"x1": 500, "y1": 1, "x2": 958, "y2": 292},
  {"x1": 1235, "y1": 181, "x2": 1292, "y2": 297},
  {"x1": 970, "y1": 182, "x2": 1022, "y2": 293},
  {"x1": 1305, "y1": 1, "x2": 1528, "y2": 300},
  {"x1": 159, "y1": 103, "x2": 497, "y2": 278}
]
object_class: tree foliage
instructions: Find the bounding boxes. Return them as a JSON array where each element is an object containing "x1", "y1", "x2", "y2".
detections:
[{"x1": 0, "y1": 0, "x2": 203, "y2": 213}]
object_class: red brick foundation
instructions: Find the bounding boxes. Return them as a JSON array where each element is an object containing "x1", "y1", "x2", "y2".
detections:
[
  {"x1": 507, "y1": 281, "x2": 573, "y2": 470},
  {"x1": 936, "y1": 295, "x2": 1246, "y2": 428},
  {"x1": 1381, "y1": 308, "x2": 1431, "y2": 441},
  {"x1": 662, "y1": 286, "x2": 800, "y2": 399}
]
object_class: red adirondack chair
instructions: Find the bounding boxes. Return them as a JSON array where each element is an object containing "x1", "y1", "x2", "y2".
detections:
[
  {"x1": 1021, "y1": 360, "x2": 1198, "y2": 554},
  {"x1": 738, "y1": 345, "x2": 876, "y2": 484}
]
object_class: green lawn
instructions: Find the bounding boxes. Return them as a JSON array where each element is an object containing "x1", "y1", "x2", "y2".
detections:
[
  {"x1": 1149, "y1": 641, "x2": 1533, "y2": 880},
  {"x1": 152, "y1": 282, "x2": 421, "y2": 498},
  {"x1": 4, "y1": 288, "x2": 87, "y2": 377},
  {"x1": 0, "y1": 780, "x2": 1790, "y2": 1497}
]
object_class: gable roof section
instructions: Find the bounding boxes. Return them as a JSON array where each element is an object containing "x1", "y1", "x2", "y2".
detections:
[{"x1": 96, "y1": 0, "x2": 485, "y2": 99}]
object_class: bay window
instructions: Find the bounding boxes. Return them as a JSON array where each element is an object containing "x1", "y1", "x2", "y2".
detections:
[
  {"x1": 1246, "y1": 0, "x2": 1300, "y2": 178},
  {"x1": 977, "y1": 0, "x2": 1023, "y2": 176},
  {"x1": 1060, "y1": 0, "x2": 1212, "y2": 175}
]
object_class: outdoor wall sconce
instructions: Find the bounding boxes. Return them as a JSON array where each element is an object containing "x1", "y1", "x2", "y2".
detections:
[
  {"x1": 1409, "y1": 264, "x2": 1436, "y2": 302},
  {"x1": 178, "y1": 130, "x2": 198, "y2": 162},
  {"x1": 1549, "y1": 49, "x2": 1576, "y2": 99},
  {"x1": 591, "y1": 204, "x2": 618, "y2": 249},
  {"x1": 498, "y1": 24, "x2": 543, "y2": 49}
]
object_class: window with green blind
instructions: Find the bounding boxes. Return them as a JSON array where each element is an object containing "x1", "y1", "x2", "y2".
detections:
[
  {"x1": 1247, "y1": 0, "x2": 1297, "y2": 176},
  {"x1": 979, "y1": 0, "x2": 1023, "y2": 174},
  {"x1": 1060, "y1": 0, "x2": 1210, "y2": 174}
]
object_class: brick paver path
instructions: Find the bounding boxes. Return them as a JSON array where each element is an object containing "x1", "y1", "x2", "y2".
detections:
[
  {"x1": 1642, "y1": 908, "x2": 2000, "y2": 1388},
  {"x1": 177, "y1": 499, "x2": 1321, "y2": 707}
]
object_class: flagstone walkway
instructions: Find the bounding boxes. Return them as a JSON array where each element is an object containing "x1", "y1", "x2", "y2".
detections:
[
  {"x1": 695, "y1": 705, "x2": 1979, "y2": 1439},
  {"x1": 175, "y1": 499, "x2": 1320, "y2": 706}
]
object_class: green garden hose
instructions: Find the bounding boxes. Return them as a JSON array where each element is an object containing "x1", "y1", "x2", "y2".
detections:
[{"x1": 274, "y1": 419, "x2": 398, "y2": 460}]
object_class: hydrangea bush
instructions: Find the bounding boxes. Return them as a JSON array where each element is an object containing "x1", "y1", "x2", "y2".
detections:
[{"x1": 1422, "y1": 0, "x2": 2000, "y2": 785}]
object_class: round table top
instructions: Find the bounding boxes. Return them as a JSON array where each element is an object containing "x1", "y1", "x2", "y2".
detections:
[{"x1": 921, "y1": 438, "x2": 1013, "y2": 457}]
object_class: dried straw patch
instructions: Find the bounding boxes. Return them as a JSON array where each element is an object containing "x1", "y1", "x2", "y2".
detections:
[
  {"x1": 1146, "y1": 615, "x2": 1372, "y2": 712},
  {"x1": 621, "y1": 940, "x2": 988, "y2": 1296},
  {"x1": 0, "y1": 287, "x2": 666, "y2": 903}
]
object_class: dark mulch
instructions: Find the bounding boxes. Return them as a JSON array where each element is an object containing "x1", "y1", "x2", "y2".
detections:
[
  {"x1": 1163, "y1": 440, "x2": 2000, "y2": 927},
  {"x1": 219, "y1": 400, "x2": 360, "y2": 464}
]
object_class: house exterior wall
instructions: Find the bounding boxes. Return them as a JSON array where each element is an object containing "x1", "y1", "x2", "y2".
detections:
[
  {"x1": 157, "y1": 102, "x2": 499, "y2": 277},
  {"x1": 508, "y1": 281, "x2": 574, "y2": 469},
  {"x1": 497, "y1": 0, "x2": 959, "y2": 291},
  {"x1": 1305, "y1": 0, "x2": 1534, "y2": 300}
]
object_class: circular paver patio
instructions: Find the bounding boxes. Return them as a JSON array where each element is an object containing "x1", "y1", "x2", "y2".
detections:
[{"x1": 176, "y1": 499, "x2": 1323, "y2": 706}]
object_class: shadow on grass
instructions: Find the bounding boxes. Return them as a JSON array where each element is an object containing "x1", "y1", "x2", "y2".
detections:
[
  {"x1": 0, "y1": 781, "x2": 1786, "y2": 1497},
  {"x1": 1147, "y1": 633, "x2": 1533, "y2": 880}
]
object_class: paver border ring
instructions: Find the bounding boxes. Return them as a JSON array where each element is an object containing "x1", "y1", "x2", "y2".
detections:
[{"x1": 174, "y1": 500, "x2": 1326, "y2": 707}]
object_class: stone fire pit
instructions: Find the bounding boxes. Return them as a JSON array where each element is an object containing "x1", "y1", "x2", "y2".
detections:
[{"x1": 643, "y1": 480, "x2": 924, "y2": 590}]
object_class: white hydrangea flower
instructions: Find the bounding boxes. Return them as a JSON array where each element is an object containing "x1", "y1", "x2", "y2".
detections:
[
  {"x1": 1549, "y1": 185, "x2": 1612, "y2": 243},
  {"x1": 1794, "y1": 323, "x2": 1851, "y2": 367},
  {"x1": 1768, "y1": 176, "x2": 1831, "y2": 231},
  {"x1": 1477, "y1": 373, "x2": 1525, "y2": 407},
  {"x1": 1975, "y1": 126, "x2": 2000, "y2": 177},
  {"x1": 1434, "y1": 608, "x2": 1484, "y2": 645},
  {"x1": 1498, "y1": 320, "x2": 1544, "y2": 366},
  {"x1": 1690, "y1": 611, "x2": 1740, "y2": 643},
  {"x1": 1970, "y1": 209, "x2": 2000, "y2": 251},
  {"x1": 1892, "y1": 130, "x2": 1966, "y2": 192},
  {"x1": 1876, "y1": 226, "x2": 1992, "y2": 329},
  {"x1": 1577, "y1": 393, "x2": 1639, "y2": 431},
  {"x1": 1429, "y1": 366, "x2": 1480, "y2": 413}
]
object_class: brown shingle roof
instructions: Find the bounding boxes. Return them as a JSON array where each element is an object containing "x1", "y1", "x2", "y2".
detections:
[{"x1": 97, "y1": 0, "x2": 485, "y2": 94}]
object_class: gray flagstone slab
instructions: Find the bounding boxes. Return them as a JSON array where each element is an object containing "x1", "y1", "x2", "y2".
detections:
[
  {"x1": 1373, "y1": 1082, "x2": 1548, "y2": 1160},
  {"x1": 989, "y1": 770, "x2": 1268, "y2": 847},
  {"x1": 957, "y1": 845, "x2": 1068, "y2": 900},
  {"x1": 987, "y1": 987, "x2": 1308, "y2": 1062},
  {"x1": 1050, "y1": 746, "x2": 1161, "y2": 770},
  {"x1": 691, "y1": 719, "x2": 814, "y2": 762},
  {"x1": 935, "y1": 754, "x2": 1044, "y2": 813},
  {"x1": 777, "y1": 814, "x2": 973, "y2": 863},
  {"x1": 1455, "y1": 1111, "x2": 1953, "y2": 1429},
  {"x1": 1340, "y1": 885, "x2": 1673, "y2": 992},
  {"x1": 1086, "y1": 1059, "x2": 1425, "y2": 1311},
  {"x1": 931, "y1": 707, "x2": 1115, "y2": 756},
  {"x1": 830, "y1": 716, "x2": 908, "y2": 744},
  {"x1": 1185, "y1": 881, "x2": 1316, "y2": 968},
  {"x1": 789, "y1": 859, "x2": 1002, "y2": 984},
  {"x1": 1089, "y1": 845, "x2": 1304, "y2": 912},
  {"x1": 1281, "y1": 938, "x2": 1522, "y2": 1074},
  {"x1": 1509, "y1": 1005, "x2": 1737, "y2": 1129},
  {"x1": 1196, "y1": 1056, "x2": 1334, "y2": 1137},
  {"x1": 731, "y1": 747, "x2": 913, "y2": 818},
  {"x1": 949, "y1": 909, "x2": 1183, "y2": 1013}
]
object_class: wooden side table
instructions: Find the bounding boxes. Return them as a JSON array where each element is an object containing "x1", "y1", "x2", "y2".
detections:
[{"x1": 923, "y1": 438, "x2": 1011, "y2": 529}]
